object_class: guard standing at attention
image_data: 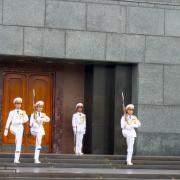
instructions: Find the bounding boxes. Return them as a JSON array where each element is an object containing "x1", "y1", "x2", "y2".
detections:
[{"x1": 72, "y1": 103, "x2": 86, "y2": 155}]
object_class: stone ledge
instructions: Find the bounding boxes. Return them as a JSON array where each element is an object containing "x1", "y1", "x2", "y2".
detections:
[{"x1": 56, "y1": 0, "x2": 180, "y2": 7}]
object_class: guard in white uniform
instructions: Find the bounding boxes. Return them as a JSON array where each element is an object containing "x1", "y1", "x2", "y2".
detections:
[
  {"x1": 121, "y1": 104, "x2": 141, "y2": 166},
  {"x1": 30, "y1": 101, "x2": 50, "y2": 164},
  {"x1": 72, "y1": 103, "x2": 86, "y2": 155},
  {"x1": 4, "y1": 97, "x2": 28, "y2": 163}
]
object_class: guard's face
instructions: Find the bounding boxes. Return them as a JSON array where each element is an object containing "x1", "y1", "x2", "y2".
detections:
[
  {"x1": 77, "y1": 107, "x2": 83, "y2": 112},
  {"x1": 127, "y1": 109, "x2": 134, "y2": 115},
  {"x1": 15, "y1": 103, "x2": 21, "y2": 109},
  {"x1": 36, "y1": 106, "x2": 43, "y2": 112}
]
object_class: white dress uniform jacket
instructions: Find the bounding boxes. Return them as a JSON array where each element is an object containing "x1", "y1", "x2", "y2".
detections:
[
  {"x1": 5, "y1": 109, "x2": 28, "y2": 134},
  {"x1": 121, "y1": 115, "x2": 141, "y2": 138},
  {"x1": 72, "y1": 112, "x2": 86, "y2": 134},
  {"x1": 30, "y1": 112, "x2": 50, "y2": 136}
]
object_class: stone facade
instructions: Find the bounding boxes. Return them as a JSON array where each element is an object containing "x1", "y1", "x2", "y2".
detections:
[{"x1": 0, "y1": 0, "x2": 180, "y2": 155}]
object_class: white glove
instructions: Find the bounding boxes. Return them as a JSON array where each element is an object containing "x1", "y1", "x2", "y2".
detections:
[
  {"x1": 4, "y1": 129, "x2": 8, "y2": 136},
  {"x1": 41, "y1": 117, "x2": 46, "y2": 122},
  {"x1": 132, "y1": 124, "x2": 139, "y2": 128}
]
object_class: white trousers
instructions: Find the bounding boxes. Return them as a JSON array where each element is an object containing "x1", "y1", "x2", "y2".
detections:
[
  {"x1": 31, "y1": 131, "x2": 43, "y2": 160},
  {"x1": 75, "y1": 132, "x2": 84, "y2": 154},
  {"x1": 11, "y1": 128, "x2": 23, "y2": 161},
  {"x1": 126, "y1": 137, "x2": 135, "y2": 163}
]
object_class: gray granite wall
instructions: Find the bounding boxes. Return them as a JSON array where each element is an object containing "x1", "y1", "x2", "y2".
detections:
[
  {"x1": 0, "y1": 0, "x2": 180, "y2": 155},
  {"x1": 1, "y1": 0, "x2": 180, "y2": 62},
  {"x1": 135, "y1": 64, "x2": 180, "y2": 155}
]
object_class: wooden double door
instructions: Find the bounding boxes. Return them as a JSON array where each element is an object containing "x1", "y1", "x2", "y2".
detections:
[{"x1": 2, "y1": 72, "x2": 53, "y2": 152}]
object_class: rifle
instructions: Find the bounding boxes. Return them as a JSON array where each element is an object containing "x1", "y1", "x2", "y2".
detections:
[
  {"x1": 33, "y1": 89, "x2": 36, "y2": 118},
  {"x1": 74, "y1": 126, "x2": 77, "y2": 153},
  {"x1": 122, "y1": 92, "x2": 128, "y2": 122},
  {"x1": 32, "y1": 89, "x2": 39, "y2": 125}
]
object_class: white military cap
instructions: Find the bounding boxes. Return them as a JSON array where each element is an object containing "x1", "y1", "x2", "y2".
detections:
[
  {"x1": 126, "y1": 104, "x2": 134, "y2": 110},
  {"x1": 35, "y1": 101, "x2": 44, "y2": 107},
  {"x1": 13, "y1": 97, "x2": 22, "y2": 104},
  {"x1": 76, "y1": 103, "x2": 83, "y2": 109}
]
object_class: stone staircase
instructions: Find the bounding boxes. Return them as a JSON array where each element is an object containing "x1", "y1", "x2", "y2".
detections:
[{"x1": 0, "y1": 153, "x2": 180, "y2": 179}]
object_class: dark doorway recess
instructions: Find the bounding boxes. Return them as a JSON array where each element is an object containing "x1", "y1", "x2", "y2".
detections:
[{"x1": 84, "y1": 64, "x2": 132, "y2": 155}]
